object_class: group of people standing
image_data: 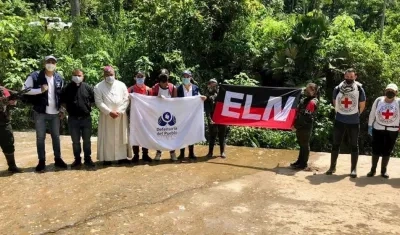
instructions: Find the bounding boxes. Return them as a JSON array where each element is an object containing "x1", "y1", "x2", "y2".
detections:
[
  {"x1": 291, "y1": 68, "x2": 400, "y2": 179},
  {"x1": 0, "y1": 58, "x2": 398, "y2": 179},
  {"x1": 0, "y1": 55, "x2": 229, "y2": 173}
]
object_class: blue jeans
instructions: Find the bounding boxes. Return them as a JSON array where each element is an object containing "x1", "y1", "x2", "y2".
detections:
[
  {"x1": 34, "y1": 112, "x2": 61, "y2": 161},
  {"x1": 68, "y1": 116, "x2": 92, "y2": 160}
]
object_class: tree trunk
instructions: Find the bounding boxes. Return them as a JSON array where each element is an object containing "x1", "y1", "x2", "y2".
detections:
[
  {"x1": 70, "y1": 0, "x2": 81, "y2": 49},
  {"x1": 379, "y1": 0, "x2": 387, "y2": 42}
]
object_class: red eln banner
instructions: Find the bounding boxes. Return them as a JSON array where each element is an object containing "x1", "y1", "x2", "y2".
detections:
[{"x1": 212, "y1": 85, "x2": 302, "y2": 130}]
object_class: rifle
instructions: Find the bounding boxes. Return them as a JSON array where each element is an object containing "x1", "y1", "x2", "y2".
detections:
[{"x1": 0, "y1": 87, "x2": 32, "y2": 106}]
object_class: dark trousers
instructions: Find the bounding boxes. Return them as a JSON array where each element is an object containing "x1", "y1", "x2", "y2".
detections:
[
  {"x1": 208, "y1": 123, "x2": 228, "y2": 152},
  {"x1": 180, "y1": 145, "x2": 194, "y2": 156},
  {"x1": 68, "y1": 116, "x2": 92, "y2": 161},
  {"x1": 295, "y1": 128, "x2": 312, "y2": 167},
  {"x1": 34, "y1": 111, "x2": 61, "y2": 161},
  {"x1": 372, "y1": 129, "x2": 398, "y2": 157},
  {"x1": 0, "y1": 124, "x2": 15, "y2": 154},
  {"x1": 330, "y1": 120, "x2": 359, "y2": 171},
  {"x1": 133, "y1": 146, "x2": 149, "y2": 155}
]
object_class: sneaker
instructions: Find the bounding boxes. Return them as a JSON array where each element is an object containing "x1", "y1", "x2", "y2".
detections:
[
  {"x1": 35, "y1": 160, "x2": 46, "y2": 172},
  {"x1": 154, "y1": 152, "x2": 162, "y2": 161},
  {"x1": 142, "y1": 154, "x2": 153, "y2": 163},
  {"x1": 171, "y1": 153, "x2": 178, "y2": 162},
  {"x1": 206, "y1": 152, "x2": 213, "y2": 158},
  {"x1": 84, "y1": 159, "x2": 95, "y2": 168},
  {"x1": 220, "y1": 152, "x2": 226, "y2": 159},
  {"x1": 71, "y1": 158, "x2": 82, "y2": 168},
  {"x1": 55, "y1": 158, "x2": 68, "y2": 169},
  {"x1": 350, "y1": 170, "x2": 357, "y2": 178}
]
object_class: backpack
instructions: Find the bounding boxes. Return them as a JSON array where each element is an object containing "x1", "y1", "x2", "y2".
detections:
[{"x1": 152, "y1": 83, "x2": 174, "y2": 97}]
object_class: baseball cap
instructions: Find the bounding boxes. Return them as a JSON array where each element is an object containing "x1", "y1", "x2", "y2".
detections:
[
  {"x1": 183, "y1": 70, "x2": 192, "y2": 76},
  {"x1": 385, "y1": 83, "x2": 398, "y2": 92},
  {"x1": 208, "y1": 78, "x2": 218, "y2": 84},
  {"x1": 45, "y1": 55, "x2": 57, "y2": 62}
]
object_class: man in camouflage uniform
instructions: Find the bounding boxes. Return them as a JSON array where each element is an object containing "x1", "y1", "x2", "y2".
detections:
[
  {"x1": 0, "y1": 86, "x2": 23, "y2": 173},
  {"x1": 204, "y1": 79, "x2": 228, "y2": 158}
]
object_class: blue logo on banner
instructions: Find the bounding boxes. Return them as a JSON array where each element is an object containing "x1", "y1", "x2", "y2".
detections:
[{"x1": 158, "y1": 112, "x2": 177, "y2": 127}]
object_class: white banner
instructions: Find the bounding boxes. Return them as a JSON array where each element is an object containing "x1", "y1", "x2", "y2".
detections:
[{"x1": 129, "y1": 93, "x2": 206, "y2": 150}]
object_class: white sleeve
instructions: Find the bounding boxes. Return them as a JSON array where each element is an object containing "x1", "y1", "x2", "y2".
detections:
[
  {"x1": 368, "y1": 98, "x2": 379, "y2": 126},
  {"x1": 23, "y1": 76, "x2": 42, "y2": 95},
  {"x1": 94, "y1": 85, "x2": 111, "y2": 115}
]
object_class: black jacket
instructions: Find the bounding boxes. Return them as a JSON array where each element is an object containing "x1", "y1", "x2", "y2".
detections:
[{"x1": 61, "y1": 82, "x2": 94, "y2": 117}]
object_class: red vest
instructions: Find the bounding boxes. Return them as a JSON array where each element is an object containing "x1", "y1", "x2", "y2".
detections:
[{"x1": 128, "y1": 85, "x2": 151, "y2": 95}]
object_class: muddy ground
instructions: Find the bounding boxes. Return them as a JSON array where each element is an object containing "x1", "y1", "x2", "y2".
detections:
[{"x1": 0, "y1": 132, "x2": 400, "y2": 235}]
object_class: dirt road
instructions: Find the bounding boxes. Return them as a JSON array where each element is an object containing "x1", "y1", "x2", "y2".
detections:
[{"x1": 0, "y1": 132, "x2": 399, "y2": 234}]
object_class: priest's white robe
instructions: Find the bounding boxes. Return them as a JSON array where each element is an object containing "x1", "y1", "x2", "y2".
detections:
[{"x1": 94, "y1": 80, "x2": 131, "y2": 161}]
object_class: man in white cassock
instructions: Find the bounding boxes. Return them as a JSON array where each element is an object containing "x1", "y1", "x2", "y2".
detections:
[{"x1": 94, "y1": 65, "x2": 131, "y2": 165}]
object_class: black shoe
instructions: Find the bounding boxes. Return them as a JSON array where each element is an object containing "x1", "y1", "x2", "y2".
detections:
[
  {"x1": 118, "y1": 159, "x2": 130, "y2": 165},
  {"x1": 381, "y1": 172, "x2": 389, "y2": 179},
  {"x1": 292, "y1": 164, "x2": 307, "y2": 170},
  {"x1": 142, "y1": 154, "x2": 153, "y2": 163},
  {"x1": 325, "y1": 168, "x2": 336, "y2": 175},
  {"x1": 206, "y1": 152, "x2": 213, "y2": 158},
  {"x1": 132, "y1": 155, "x2": 139, "y2": 163},
  {"x1": 71, "y1": 159, "x2": 82, "y2": 168},
  {"x1": 290, "y1": 160, "x2": 300, "y2": 168},
  {"x1": 189, "y1": 154, "x2": 197, "y2": 161},
  {"x1": 84, "y1": 159, "x2": 95, "y2": 168},
  {"x1": 103, "y1": 161, "x2": 112, "y2": 166},
  {"x1": 8, "y1": 165, "x2": 23, "y2": 173},
  {"x1": 367, "y1": 170, "x2": 376, "y2": 177},
  {"x1": 35, "y1": 160, "x2": 46, "y2": 172},
  {"x1": 55, "y1": 158, "x2": 68, "y2": 169},
  {"x1": 178, "y1": 154, "x2": 185, "y2": 161}
]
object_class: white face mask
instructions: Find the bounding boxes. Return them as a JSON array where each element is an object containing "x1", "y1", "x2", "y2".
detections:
[
  {"x1": 72, "y1": 76, "x2": 83, "y2": 84},
  {"x1": 106, "y1": 76, "x2": 115, "y2": 84},
  {"x1": 46, "y1": 63, "x2": 56, "y2": 72}
]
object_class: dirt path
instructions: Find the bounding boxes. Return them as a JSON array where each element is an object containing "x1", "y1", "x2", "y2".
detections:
[{"x1": 0, "y1": 132, "x2": 399, "y2": 234}]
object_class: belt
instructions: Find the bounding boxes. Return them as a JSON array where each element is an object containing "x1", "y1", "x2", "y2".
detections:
[{"x1": 70, "y1": 115, "x2": 90, "y2": 120}]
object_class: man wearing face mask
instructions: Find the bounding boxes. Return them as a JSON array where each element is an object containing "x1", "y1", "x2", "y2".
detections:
[
  {"x1": 151, "y1": 69, "x2": 178, "y2": 162},
  {"x1": 60, "y1": 69, "x2": 95, "y2": 168},
  {"x1": 176, "y1": 70, "x2": 207, "y2": 162},
  {"x1": 204, "y1": 79, "x2": 228, "y2": 159},
  {"x1": 326, "y1": 68, "x2": 366, "y2": 178},
  {"x1": 127, "y1": 71, "x2": 153, "y2": 163},
  {"x1": 23, "y1": 55, "x2": 67, "y2": 172},
  {"x1": 367, "y1": 83, "x2": 400, "y2": 179},
  {"x1": 94, "y1": 66, "x2": 131, "y2": 165}
]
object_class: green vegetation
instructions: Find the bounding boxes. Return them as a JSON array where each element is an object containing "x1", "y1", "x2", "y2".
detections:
[{"x1": 1, "y1": 0, "x2": 400, "y2": 156}]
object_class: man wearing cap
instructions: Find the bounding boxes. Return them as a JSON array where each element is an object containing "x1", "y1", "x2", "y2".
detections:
[
  {"x1": 23, "y1": 55, "x2": 67, "y2": 172},
  {"x1": 176, "y1": 70, "x2": 206, "y2": 161},
  {"x1": 94, "y1": 66, "x2": 131, "y2": 165},
  {"x1": 60, "y1": 69, "x2": 95, "y2": 168},
  {"x1": 204, "y1": 79, "x2": 228, "y2": 158},
  {"x1": 367, "y1": 83, "x2": 400, "y2": 179},
  {"x1": 326, "y1": 68, "x2": 366, "y2": 178},
  {"x1": 127, "y1": 71, "x2": 153, "y2": 163}
]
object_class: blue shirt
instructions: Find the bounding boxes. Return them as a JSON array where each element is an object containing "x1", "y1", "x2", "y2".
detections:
[{"x1": 333, "y1": 86, "x2": 366, "y2": 124}]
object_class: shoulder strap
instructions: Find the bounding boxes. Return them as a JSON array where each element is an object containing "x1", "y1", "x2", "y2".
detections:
[
  {"x1": 152, "y1": 84, "x2": 159, "y2": 96},
  {"x1": 168, "y1": 83, "x2": 174, "y2": 95}
]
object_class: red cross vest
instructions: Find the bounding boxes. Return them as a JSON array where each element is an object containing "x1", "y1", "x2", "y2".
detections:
[
  {"x1": 374, "y1": 97, "x2": 400, "y2": 130},
  {"x1": 335, "y1": 82, "x2": 360, "y2": 115}
]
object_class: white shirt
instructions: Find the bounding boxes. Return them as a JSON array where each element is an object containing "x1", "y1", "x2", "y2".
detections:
[
  {"x1": 158, "y1": 87, "x2": 172, "y2": 98},
  {"x1": 23, "y1": 75, "x2": 59, "y2": 114},
  {"x1": 183, "y1": 85, "x2": 193, "y2": 97}
]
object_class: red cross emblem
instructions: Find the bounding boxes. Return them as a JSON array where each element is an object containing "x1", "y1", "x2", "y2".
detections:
[
  {"x1": 341, "y1": 97, "x2": 353, "y2": 108},
  {"x1": 382, "y1": 109, "x2": 394, "y2": 120}
]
